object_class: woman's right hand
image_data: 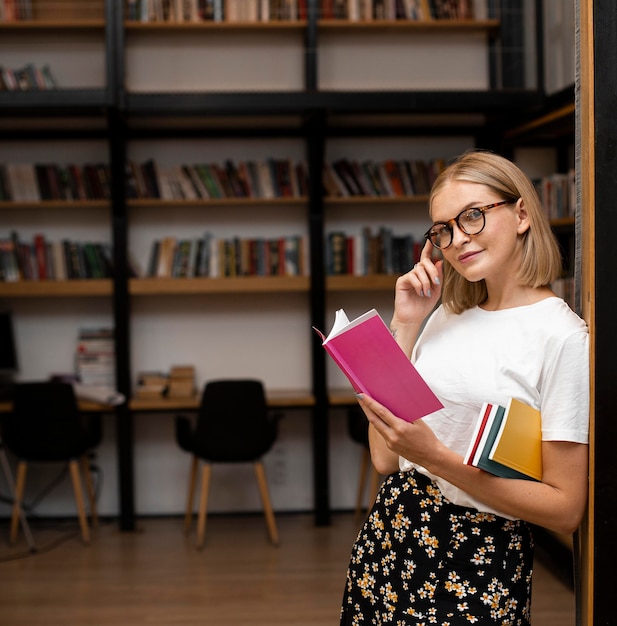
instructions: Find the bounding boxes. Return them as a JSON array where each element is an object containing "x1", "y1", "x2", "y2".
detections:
[{"x1": 392, "y1": 239, "x2": 443, "y2": 327}]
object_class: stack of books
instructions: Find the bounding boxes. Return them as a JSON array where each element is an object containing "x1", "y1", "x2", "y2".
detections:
[
  {"x1": 167, "y1": 365, "x2": 195, "y2": 398},
  {"x1": 464, "y1": 398, "x2": 543, "y2": 481},
  {"x1": 76, "y1": 328, "x2": 115, "y2": 388},
  {"x1": 135, "y1": 371, "x2": 169, "y2": 399}
]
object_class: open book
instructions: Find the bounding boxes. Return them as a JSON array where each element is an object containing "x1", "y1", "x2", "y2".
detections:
[
  {"x1": 464, "y1": 398, "x2": 542, "y2": 481},
  {"x1": 314, "y1": 308, "x2": 443, "y2": 423}
]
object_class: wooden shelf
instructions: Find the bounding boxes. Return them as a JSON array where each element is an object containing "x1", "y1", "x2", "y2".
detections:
[
  {"x1": 129, "y1": 388, "x2": 314, "y2": 411},
  {"x1": 325, "y1": 195, "x2": 429, "y2": 206},
  {"x1": 129, "y1": 275, "x2": 310, "y2": 295},
  {"x1": 0, "y1": 279, "x2": 113, "y2": 297},
  {"x1": 0, "y1": 200, "x2": 109, "y2": 210},
  {"x1": 326, "y1": 274, "x2": 399, "y2": 291},
  {"x1": 549, "y1": 217, "x2": 576, "y2": 228},
  {"x1": 504, "y1": 102, "x2": 575, "y2": 142},
  {"x1": 318, "y1": 18, "x2": 500, "y2": 33},
  {"x1": 128, "y1": 197, "x2": 306, "y2": 208},
  {"x1": 0, "y1": 20, "x2": 105, "y2": 29}
]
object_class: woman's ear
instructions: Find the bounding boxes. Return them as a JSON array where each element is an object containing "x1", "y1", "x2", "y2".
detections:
[{"x1": 515, "y1": 198, "x2": 531, "y2": 235}]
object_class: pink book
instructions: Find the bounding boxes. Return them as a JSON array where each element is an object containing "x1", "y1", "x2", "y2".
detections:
[{"x1": 314, "y1": 309, "x2": 443, "y2": 423}]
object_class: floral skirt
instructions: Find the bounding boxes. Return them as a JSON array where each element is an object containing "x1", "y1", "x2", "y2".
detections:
[{"x1": 340, "y1": 470, "x2": 534, "y2": 625}]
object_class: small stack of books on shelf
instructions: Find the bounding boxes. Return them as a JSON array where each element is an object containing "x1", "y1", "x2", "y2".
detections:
[
  {"x1": 135, "y1": 370, "x2": 169, "y2": 399},
  {"x1": 145, "y1": 233, "x2": 307, "y2": 279},
  {"x1": 134, "y1": 366, "x2": 197, "y2": 399},
  {"x1": 167, "y1": 365, "x2": 196, "y2": 398},
  {"x1": 126, "y1": 158, "x2": 308, "y2": 201},
  {"x1": 323, "y1": 158, "x2": 445, "y2": 198},
  {"x1": 326, "y1": 226, "x2": 420, "y2": 276},
  {"x1": 76, "y1": 328, "x2": 116, "y2": 389}
]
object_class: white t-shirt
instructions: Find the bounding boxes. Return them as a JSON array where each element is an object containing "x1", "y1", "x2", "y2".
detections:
[{"x1": 400, "y1": 296, "x2": 589, "y2": 518}]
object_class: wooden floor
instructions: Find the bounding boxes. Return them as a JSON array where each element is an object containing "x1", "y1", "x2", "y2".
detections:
[{"x1": 0, "y1": 513, "x2": 575, "y2": 625}]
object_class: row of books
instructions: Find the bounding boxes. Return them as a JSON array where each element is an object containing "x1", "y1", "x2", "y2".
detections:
[
  {"x1": 0, "y1": 64, "x2": 58, "y2": 92},
  {"x1": 323, "y1": 158, "x2": 445, "y2": 198},
  {"x1": 128, "y1": 158, "x2": 308, "y2": 200},
  {"x1": 146, "y1": 233, "x2": 308, "y2": 278},
  {"x1": 320, "y1": 0, "x2": 480, "y2": 21},
  {"x1": 127, "y1": 0, "x2": 305, "y2": 22},
  {"x1": 326, "y1": 227, "x2": 420, "y2": 276},
  {"x1": 0, "y1": 233, "x2": 113, "y2": 282},
  {"x1": 0, "y1": 163, "x2": 112, "y2": 202},
  {"x1": 0, "y1": 0, "x2": 32, "y2": 21},
  {"x1": 534, "y1": 169, "x2": 576, "y2": 221}
]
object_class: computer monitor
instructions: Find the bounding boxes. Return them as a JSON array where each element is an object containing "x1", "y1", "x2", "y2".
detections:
[{"x1": 0, "y1": 310, "x2": 18, "y2": 377}]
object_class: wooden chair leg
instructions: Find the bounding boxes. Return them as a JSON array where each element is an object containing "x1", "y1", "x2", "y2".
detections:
[
  {"x1": 196, "y1": 463, "x2": 211, "y2": 550},
  {"x1": 10, "y1": 461, "x2": 27, "y2": 545},
  {"x1": 368, "y1": 466, "x2": 382, "y2": 505},
  {"x1": 80, "y1": 454, "x2": 98, "y2": 529},
  {"x1": 254, "y1": 461, "x2": 279, "y2": 546},
  {"x1": 184, "y1": 455, "x2": 199, "y2": 534},
  {"x1": 69, "y1": 459, "x2": 90, "y2": 545},
  {"x1": 355, "y1": 448, "x2": 370, "y2": 519}
]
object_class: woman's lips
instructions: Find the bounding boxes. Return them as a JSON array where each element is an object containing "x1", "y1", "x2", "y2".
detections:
[{"x1": 458, "y1": 250, "x2": 481, "y2": 264}]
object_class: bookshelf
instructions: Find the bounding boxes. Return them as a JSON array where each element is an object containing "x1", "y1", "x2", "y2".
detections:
[
  {"x1": 0, "y1": 0, "x2": 548, "y2": 529},
  {"x1": 500, "y1": 85, "x2": 577, "y2": 308}
]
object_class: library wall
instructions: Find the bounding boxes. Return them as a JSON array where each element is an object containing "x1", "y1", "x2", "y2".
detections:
[{"x1": 0, "y1": 3, "x2": 573, "y2": 519}]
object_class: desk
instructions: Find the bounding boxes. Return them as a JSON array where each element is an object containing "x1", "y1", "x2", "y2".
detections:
[
  {"x1": 2, "y1": 390, "x2": 323, "y2": 529},
  {"x1": 129, "y1": 389, "x2": 315, "y2": 411},
  {"x1": 0, "y1": 399, "x2": 112, "y2": 413}
]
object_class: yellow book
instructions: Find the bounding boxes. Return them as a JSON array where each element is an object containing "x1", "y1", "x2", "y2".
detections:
[{"x1": 489, "y1": 398, "x2": 543, "y2": 481}]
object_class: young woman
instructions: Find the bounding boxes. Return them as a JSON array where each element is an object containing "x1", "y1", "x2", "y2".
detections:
[{"x1": 340, "y1": 150, "x2": 589, "y2": 625}]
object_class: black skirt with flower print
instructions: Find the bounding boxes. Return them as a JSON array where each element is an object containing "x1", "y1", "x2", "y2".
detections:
[{"x1": 340, "y1": 470, "x2": 534, "y2": 626}]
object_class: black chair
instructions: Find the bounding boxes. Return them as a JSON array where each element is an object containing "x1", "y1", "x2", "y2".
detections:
[
  {"x1": 0, "y1": 381, "x2": 102, "y2": 545},
  {"x1": 175, "y1": 379, "x2": 280, "y2": 549},
  {"x1": 348, "y1": 405, "x2": 383, "y2": 518}
]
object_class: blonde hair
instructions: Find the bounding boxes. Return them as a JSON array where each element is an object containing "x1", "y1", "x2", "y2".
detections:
[{"x1": 430, "y1": 150, "x2": 563, "y2": 314}]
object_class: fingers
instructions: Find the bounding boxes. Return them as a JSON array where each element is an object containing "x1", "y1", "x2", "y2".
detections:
[{"x1": 411, "y1": 240, "x2": 442, "y2": 297}]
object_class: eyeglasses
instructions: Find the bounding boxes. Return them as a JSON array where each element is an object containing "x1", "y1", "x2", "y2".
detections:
[{"x1": 423, "y1": 200, "x2": 512, "y2": 250}]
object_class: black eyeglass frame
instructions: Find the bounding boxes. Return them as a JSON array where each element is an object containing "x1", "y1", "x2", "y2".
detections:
[{"x1": 423, "y1": 200, "x2": 512, "y2": 250}]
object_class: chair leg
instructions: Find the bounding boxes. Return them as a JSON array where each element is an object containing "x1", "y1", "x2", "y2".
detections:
[
  {"x1": 80, "y1": 454, "x2": 98, "y2": 529},
  {"x1": 368, "y1": 465, "x2": 382, "y2": 508},
  {"x1": 10, "y1": 461, "x2": 27, "y2": 546},
  {"x1": 184, "y1": 455, "x2": 199, "y2": 534},
  {"x1": 196, "y1": 463, "x2": 211, "y2": 550},
  {"x1": 355, "y1": 448, "x2": 370, "y2": 519},
  {"x1": 1, "y1": 450, "x2": 35, "y2": 550},
  {"x1": 254, "y1": 461, "x2": 279, "y2": 546},
  {"x1": 69, "y1": 459, "x2": 91, "y2": 545}
]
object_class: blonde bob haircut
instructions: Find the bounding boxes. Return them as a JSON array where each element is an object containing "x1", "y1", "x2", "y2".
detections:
[{"x1": 429, "y1": 150, "x2": 563, "y2": 314}]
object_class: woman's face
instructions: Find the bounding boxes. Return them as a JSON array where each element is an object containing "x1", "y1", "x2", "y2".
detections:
[{"x1": 430, "y1": 180, "x2": 529, "y2": 286}]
